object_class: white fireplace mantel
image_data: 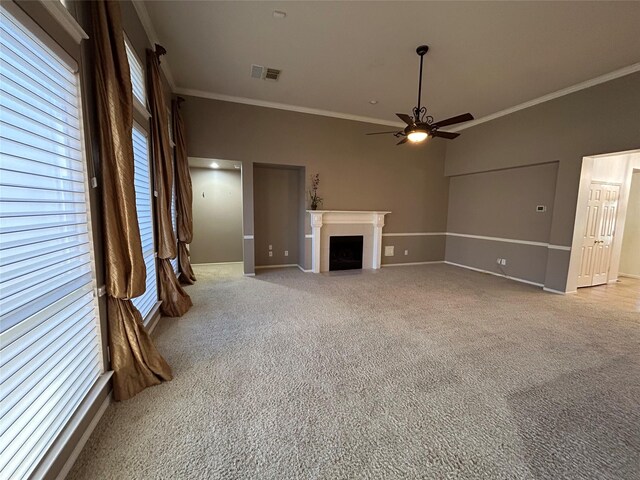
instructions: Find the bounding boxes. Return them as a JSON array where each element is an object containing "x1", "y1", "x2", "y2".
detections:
[{"x1": 307, "y1": 210, "x2": 391, "y2": 273}]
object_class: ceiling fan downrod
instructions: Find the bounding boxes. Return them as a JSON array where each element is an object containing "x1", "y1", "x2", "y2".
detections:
[{"x1": 415, "y1": 45, "x2": 429, "y2": 117}]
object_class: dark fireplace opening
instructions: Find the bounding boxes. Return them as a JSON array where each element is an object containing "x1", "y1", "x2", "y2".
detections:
[{"x1": 329, "y1": 235, "x2": 364, "y2": 271}]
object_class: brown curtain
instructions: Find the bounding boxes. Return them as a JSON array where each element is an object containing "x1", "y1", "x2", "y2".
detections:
[
  {"x1": 147, "y1": 48, "x2": 192, "y2": 316},
  {"x1": 172, "y1": 98, "x2": 197, "y2": 284},
  {"x1": 91, "y1": 0, "x2": 172, "y2": 401}
]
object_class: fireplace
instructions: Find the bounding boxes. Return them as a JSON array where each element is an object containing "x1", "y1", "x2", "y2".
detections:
[
  {"x1": 329, "y1": 235, "x2": 364, "y2": 271},
  {"x1": 307, "y1": 211, "x2": 390, "y2": 273}
]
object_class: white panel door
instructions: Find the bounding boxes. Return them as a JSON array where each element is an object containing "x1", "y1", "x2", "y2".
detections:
[{"x1": 577, "y1": 183, "x2": 620, "y2": 287}]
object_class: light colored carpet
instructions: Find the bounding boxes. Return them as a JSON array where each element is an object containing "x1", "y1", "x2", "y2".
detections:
[{"x1": 68, "y1": 264, "x2": 640, "y2": 479}]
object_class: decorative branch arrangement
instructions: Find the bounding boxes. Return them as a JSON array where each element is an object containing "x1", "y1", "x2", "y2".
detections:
[{"x1": 309, "y1": 173, "x2": 323, "y2": 210}]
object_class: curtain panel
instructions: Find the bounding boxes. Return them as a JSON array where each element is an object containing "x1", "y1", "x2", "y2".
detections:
[
  {"x1": 172, "y1": 98, "x2": 197, "y2": 284},
  {"x1": 147, "y1": 48, "x2": 192, "y2": 316},
  {"x1": 91, "y1": 0, "x2": 172, "y2": 401}
]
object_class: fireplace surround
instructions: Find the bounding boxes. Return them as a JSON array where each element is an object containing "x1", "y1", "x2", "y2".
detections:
[{"x1": 307, "y1": 210, "x2": 391, "y2": 273}]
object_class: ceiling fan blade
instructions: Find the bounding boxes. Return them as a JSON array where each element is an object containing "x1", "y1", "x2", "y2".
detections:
[
  {"x1": 366, "y1": 131, "x2": 400, "y2": 136},
  {"x1": 432, "y1": 130, "x2": 460, "y2": 140},
  {"x1": 396, "y1": 113, "x2": 414, "y2": 125},
  {"x1": 432, "y1": 113, "x2": 474, "y2": 128},
  {"x1": 396, "y1": 137, "x2": 409, "y2": 146}
]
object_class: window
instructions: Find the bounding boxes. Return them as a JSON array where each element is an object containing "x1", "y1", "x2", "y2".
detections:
[
  {"x1": 0, "y1": 5, "x2": 102, "y2": 479},
  {"x1": 170, "y1": 177, "x2": 178, "y2": 274},
  {"x1": 130, "y1": 125, "x2": 158, "y2": 319},
  {"x1": 130, "y1": 126, "x2": 158, "y2": 318},
  {"x1": 123, "y1": 36, "x2": 145, "y2": 112},
  {"x1": 124, "y1": 32, "x2": 157, "y2": 321},
  {"x1": 168, "y1": 107, "x2": 178, "y2": 274}
]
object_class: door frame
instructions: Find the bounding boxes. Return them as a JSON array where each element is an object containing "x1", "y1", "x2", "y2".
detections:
[{"x1": 566, "y1": 150, "x2": 640, "y2": 292}]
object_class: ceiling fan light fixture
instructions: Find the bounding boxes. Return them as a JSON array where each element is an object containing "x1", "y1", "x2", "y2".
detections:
[
  {"x1": 364, "y1": 44, "x2": 473, "y2": 144},
  {"x1": 407, "y1": 130, "x2": 429, "y2": 143}
]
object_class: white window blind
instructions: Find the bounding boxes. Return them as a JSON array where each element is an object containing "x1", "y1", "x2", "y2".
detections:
[
  {"x1": 168, "y1": 108, "x2": 178, "y2": 274},
  {"x1": 170, "y1": 176, "x2": 178, "y2": 274},
  {"x1": 130, "y1": 125, "x2": 158, "y2": 319},
  {"x1": 0, "y1": 5, "x2": 102, "y2": 480},
  {"x1": 124, "y1": 36, "x2": 145, "y2": 109}
]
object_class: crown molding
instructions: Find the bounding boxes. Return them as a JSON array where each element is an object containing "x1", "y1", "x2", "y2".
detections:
[
  {"x1": 130, "y1": 0, "x2": 176, "y2": 90},
  {"x1": 175, "y1": 62, "x2": 640, "y2": 131},
  {"x1": 449, "y1": 62, "x2": 640, "y2": 132},
  {"x1": 173, "y1": 87, "x2": 406, "y2": 128}
]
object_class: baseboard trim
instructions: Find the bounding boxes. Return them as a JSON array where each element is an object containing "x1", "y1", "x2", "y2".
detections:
[
  {"x1": 255, "y1": 264, "x2": 299, "y2": 270},
  {"x1": 243, "y1": 273, "x2": 256, "y2": 277},
  {"x1": 619, "y1": 272, "x2": 640, "y2": 279},
  {"x1": 444, "y1": 261, "x2": 544, "y2": 288},
  {"x1": 543, "y1": 287, "x2": 566, "y2": 295},
  {"x1": 382, "y1": 261, "x2": 444, "y2": 267},
  {"x1": 192, "y1": 261, "x2": 244, "y2": 266},
  {"x1": 297, "y1": 265, "x2": 312, "y2": 272},
  {"x1": 55, "y1": 385, "x2": 112, "y2": 480}
]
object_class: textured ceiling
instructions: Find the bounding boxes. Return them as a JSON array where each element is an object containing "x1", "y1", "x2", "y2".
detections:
[{"x1": 144, "y1": 1, "x2": 640, "y2": 126}]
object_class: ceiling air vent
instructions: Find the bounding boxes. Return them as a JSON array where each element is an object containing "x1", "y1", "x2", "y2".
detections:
[
  {"x1": 264, "y1": 68, "x2": 281, "y2": 81},
  {"x1": 250, "y1": 64, "x2": 264, "y2": 79}
]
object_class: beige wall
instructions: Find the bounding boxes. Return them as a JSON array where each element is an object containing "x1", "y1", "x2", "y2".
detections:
[
  {"x1": 448, "y1": 163, "x2": 558, "y2": 242},
  {"x1": 618, "y1": 172, "x2": 640, "y2": 277},
  {"x1": 253, "y1": 165, "x2": 303, "y2": 266},
  {"x1": 445, "y1": 163, "x2": 558, "y2": 284},
  {"x1": 181, "y1": 96, "x2": 450, "y2": 273},
  {"x1": 190, "y1": 168, "x2": 243, "y2": 264},
  {"x1": 444, "y1": 72, "x2": 640, "y2": 291}
]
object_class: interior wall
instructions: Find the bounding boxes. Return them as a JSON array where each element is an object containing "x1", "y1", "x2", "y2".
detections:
[
  {"x1": 619, "y1": 172, "x2": 640, "y2": 277},
  {"x1": 445, "y1": 162, "x2": 558, "y2": 285},
  {"x1": 253, "y1": 164, "x2": 302, "y2": 267},
  {"x1": 444, "y1": 72, "x2": 640, "y2": 292},
  {"x1": 190, "y1": 168, "x2": 243, "y2": 263},
  {"x1": 181, "y1": 97, "x2": 450, "y2": 274}
]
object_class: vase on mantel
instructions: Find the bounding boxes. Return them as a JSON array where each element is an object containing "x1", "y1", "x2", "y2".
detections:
[{"x1": 309, "y1": 173, "x2": 322, "y2": 211}]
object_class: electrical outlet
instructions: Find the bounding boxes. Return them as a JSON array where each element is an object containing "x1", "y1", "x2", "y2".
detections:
[
  {"x1": 384, "y1": 246, "x2": 394, "y2": 256},
  {"x1": 501, "y1": 258, "x2": 507, "y2": 266},
  {"x1": 404, "y1": 250, "x2": 409, "y2": 256},
  {"x1": 269, "y1": 245, "x2": 273, "y2": 251},
  {"x1": 269, "y1": 251, "x2": 273, "y2": 257},
  {"x1": 284, "y1": 250, "x2": 288, "y2": 257}
]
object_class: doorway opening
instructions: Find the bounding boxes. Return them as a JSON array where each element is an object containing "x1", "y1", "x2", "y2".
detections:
[
  {"x1": 188, "y1": 157, "x2": 244, "y2": 268},
  {"x1": 567, "y1": 150, "x2": 640, "y2": 294}
]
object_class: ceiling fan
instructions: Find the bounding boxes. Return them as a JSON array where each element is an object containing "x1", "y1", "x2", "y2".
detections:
[{"x1": 367, "y1": 45, "x2": 474, "y2": 145}]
